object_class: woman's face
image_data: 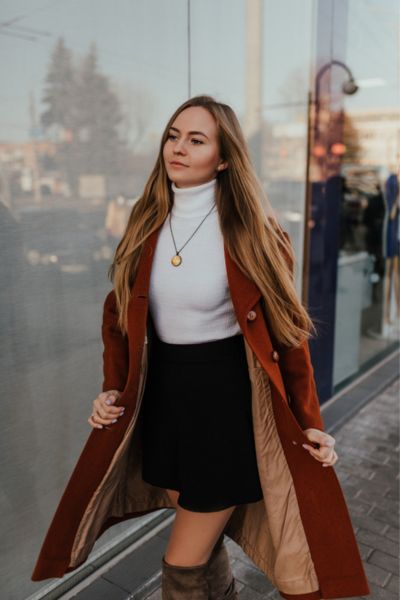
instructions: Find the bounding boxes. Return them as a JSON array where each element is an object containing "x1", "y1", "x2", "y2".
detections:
[{"x1": 163, "y1": 106, "x2": 227, "y2": 188}]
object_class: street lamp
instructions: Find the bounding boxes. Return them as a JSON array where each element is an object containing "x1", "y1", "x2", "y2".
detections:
[
  {"x1": 302, "y1": 60, "x2": 358, "y2": 306},
  {"x1": 313, "y1": 59, "x2": 358, "y2": 142}
]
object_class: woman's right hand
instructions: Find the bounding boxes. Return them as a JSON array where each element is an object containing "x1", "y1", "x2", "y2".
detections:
[{"x1": 88, "y1": 390, "x2": 125, "y2": 429}]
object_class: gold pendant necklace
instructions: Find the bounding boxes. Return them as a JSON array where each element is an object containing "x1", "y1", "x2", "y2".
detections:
[
  {"x1": 169, "y1": 204, "x2": 216, "y2": 267},
  {"x1": 171, "y1": 254, "x2": 182, "y2": 266}
]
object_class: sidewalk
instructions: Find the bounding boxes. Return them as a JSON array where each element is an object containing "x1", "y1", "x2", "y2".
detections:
[{"x1": 72, "y1": 377, "x2": 399, "y2": 600}]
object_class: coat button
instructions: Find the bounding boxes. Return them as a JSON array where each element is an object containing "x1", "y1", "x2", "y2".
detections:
[
  {"x1": 292, "y1": 440, "x2": 298, "y2": 445},
  {"x1": 247, "y1": 310, "x2": 257, "y2": 321},
  {"x1": 272, "y1": 350, "x2": 280, "y2": 362}
]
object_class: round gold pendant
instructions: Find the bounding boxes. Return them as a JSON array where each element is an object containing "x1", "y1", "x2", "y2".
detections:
[{"x1": 171, "y1": 254, "x2": 182, "y2": 266}]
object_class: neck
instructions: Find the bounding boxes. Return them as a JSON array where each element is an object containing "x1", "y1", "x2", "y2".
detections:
[{"x1": 171, "y1": 178, "x2": 217, "y2": 218}]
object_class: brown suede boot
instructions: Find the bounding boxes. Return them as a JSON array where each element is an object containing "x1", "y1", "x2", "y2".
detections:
[
  {"x1": 205, "y1": 534, "x2": 239, "y2": 599},
  {"x1": 161, "y1": 554, "x2": 210, "y2": 599}
]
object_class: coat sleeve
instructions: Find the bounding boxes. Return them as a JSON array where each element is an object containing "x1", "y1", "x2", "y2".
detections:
[
  {"x1": 276, "y1": 229, "x2": 325, "y2": 432},
  {"x1": 101, "y1": 289, "x2": 130, "y2": 393}
]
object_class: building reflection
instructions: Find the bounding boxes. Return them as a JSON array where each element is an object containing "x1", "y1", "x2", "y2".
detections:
[{"x1": 0, "y1": 1, "x2": 398, "y2": 598}]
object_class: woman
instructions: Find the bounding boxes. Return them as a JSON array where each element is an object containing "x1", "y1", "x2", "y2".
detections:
[{"x1": 31, "y1": 96, "x2": 370, "y2": 600}]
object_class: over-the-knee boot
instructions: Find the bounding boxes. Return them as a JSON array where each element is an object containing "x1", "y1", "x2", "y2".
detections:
[
  {"x1": 205, "y1": 534, "x2": 239, "y2": 599},
  {"x1": 161, "y1": 554, "x2": 210, "y2": 599}
]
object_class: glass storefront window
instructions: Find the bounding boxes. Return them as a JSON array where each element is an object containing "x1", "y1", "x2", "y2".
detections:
[
  {"x1": 0, "y1": 1, "x2": 188, "y2": 598},
  {"x1": 1, "y1": 1, "x2": 398, "y2": 598},
  {"x1": 333, "y1": 0, "x2": 399, "y2": 385}
]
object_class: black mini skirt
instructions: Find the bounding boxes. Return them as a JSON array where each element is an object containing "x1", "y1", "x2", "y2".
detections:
[{"x1": 140, "y1": 330, "x2": 264, "y2": 512}]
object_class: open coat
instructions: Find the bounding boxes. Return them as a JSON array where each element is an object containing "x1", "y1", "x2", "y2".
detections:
[{"x1": 31, "y1": 220, "x2": 370, "y2": 600}]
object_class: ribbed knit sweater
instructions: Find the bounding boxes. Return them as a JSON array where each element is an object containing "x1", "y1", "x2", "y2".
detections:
[{"x1": 148, "y1": 177, "x2": 241, "y2": 343}]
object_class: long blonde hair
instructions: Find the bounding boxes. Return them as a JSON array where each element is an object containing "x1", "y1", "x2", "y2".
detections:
[{"x1": 108, "y1": 95, "x2": 317, "y2": 348}]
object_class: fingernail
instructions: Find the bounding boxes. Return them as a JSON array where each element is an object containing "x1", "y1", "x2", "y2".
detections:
[
  {"x1": 97, "y1": 425, "x2": 103, "y2": 429},
  {"x1": 111, "y1": 419, "x2": 117, "y2": 423},
  {"x1": 106, "y1": 399, "x2": 112, "y2": 405}
]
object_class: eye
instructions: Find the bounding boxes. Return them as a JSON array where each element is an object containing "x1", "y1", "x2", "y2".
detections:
[
  {"x1": 167, "y1": 133, "x2": 177, "y2": 140},
  {"x1": 191, "y1": 139, "x2": 203, "y2": 145}
]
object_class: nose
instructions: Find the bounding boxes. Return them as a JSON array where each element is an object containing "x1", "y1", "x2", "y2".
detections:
[{"x1": 173, "y1": 137, "x2": 187, "y2": 154}]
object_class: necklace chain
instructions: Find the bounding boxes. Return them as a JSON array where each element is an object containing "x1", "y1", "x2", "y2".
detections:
[{"x1": 169, "y1": 204, "x2": 216, "y2": 266}]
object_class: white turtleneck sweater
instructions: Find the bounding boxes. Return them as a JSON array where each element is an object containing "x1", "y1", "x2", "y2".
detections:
[{"x1": 148, "y1": 177, "x2": 242, "y2": 343}]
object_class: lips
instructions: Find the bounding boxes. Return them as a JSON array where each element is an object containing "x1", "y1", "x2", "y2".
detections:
[{"x1": 169, "y1": 161, "x2": 188, "y2": 167}]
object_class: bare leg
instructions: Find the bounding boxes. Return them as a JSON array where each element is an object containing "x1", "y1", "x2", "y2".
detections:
[{"x1": 164, "y1": 489, "x2": 236, "y2": 567}]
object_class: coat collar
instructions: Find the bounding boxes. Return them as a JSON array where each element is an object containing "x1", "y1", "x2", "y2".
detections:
[{"x1": 131, "y1": 222, "x2": 262, "y2": 319}]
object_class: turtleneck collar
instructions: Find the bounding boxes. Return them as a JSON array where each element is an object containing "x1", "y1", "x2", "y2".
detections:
[{"x1": 171, "y1": 177, "x2": 217, "y2": 218}]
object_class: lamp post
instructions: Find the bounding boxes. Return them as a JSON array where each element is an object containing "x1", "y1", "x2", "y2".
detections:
[{"x1": 302, "y1": 60, "x2": 358, "y2": 307}]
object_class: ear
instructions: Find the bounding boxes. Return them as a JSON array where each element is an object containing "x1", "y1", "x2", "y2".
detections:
[{"x1": 217, "y1": 161, "x2": 228, "y2": 172}]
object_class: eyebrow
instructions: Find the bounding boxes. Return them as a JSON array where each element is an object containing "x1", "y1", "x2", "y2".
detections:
[{"x1": 169, "y1": 126, "x2": 209, "y2": 140}]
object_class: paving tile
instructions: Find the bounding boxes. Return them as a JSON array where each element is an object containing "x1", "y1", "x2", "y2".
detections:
[
  {"x1": 351, "y1": 514, "x2": 390, "y2": 536},
  {"x1": 143, "y1": 587, "x2": 162, "y2": 600},
  {"x1": 73, "y1": 577, "x2": 130, "y2": 599},
  {"x1": 364, "y1": 560, "x2": 393, "y2": 587},
  {"x1": 369, "y1": 506, "x2": 399, "y2": 528},
  {"x1": 384, "y1": 487, "x2": 399, "y2": 500},
  {"x1": 341, "y1": 481, "x2": 365, "y2": 499},
  {"x1": 237, "y1": 585, "x2": 270, "y2": 599},
  {"x1": 364, "y1": 581, "x2": 399, "y2": 600},
  {"x1": 346, "y1": 497, "x2": 375, "y2": 517},
  {"x1": 225, "y1": 539, "x2": 254, "y2": 564},
  {"x1": 338, "y1": 463, "x2": 377, "y2": 481},
  {"x1": 346, "y1": 474, "x2": 391, "y2": 494},
  {"x1": 384, "y1": 526, "x2": 399, "y2": 542},
  {"x1": 103, "y1": 534, "x2": 166, "y2": 592},
  {"x1": 357, "y1": 529, "x2": 398, "y2": 558},
  {"x1": 368, "y1": 550, "x2": 399, "y2": 576},
  {"x1": 335, "y1": 469, "x2": 351, "y2": 483},
  {"x1": 232, "y1": 559, "x2": 275, "y2": 595},
  {"x1": 372, "y1": 496, "x2": 399, "y2": 513},
  {"x1": 358, "y1": 541, "x2": 375, "y2": 560},
  {"x1": 386, "y1": 574, "x2": 399, "y2": 595}
]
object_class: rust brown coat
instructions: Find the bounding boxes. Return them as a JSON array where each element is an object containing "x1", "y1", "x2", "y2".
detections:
[{"x1": 31, "y1": 222, "x2": 370, "y2": 600}]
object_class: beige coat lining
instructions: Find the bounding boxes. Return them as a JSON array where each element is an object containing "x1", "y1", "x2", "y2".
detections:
[{"x1": 69, "y1": 337, "x2": 319, "y2": 595}]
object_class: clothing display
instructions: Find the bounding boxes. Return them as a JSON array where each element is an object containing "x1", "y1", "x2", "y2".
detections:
[{"x1": 384, "y1": 173, "x2": 400, "y2": 258}]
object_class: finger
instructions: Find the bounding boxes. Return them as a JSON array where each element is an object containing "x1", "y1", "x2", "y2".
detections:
[
  {"x1": 93, "y1": 391, "x2": 119, "y2": 410},
  {"x1": 319, "y1": 447, "x2": 336, "y2": 461},
  {"x1": 88, "y1": 415, "x2": 103, "y2": 429},
  {"x1": 303, "y1": 445, "x2": 335, "y2": 462},
  {"x1": 105, "y1": 394, "x2": 118, "y2": 406},
  {"x1": 104, "y1": 390, "x2": 121, "y2": 404},
  {"x1": 93, "y1": 403, "x2": 109, "y2": 419},
  {"x1": 323, "y1": 450, "x2": 339, "y2": 467},
  {"x1": 303, "y1": 429, "x2": 336, "y2": 447},
  {"x1": 96, "y1": 395, "x2": 125, "y2": 416},
  {"x1": 94, "y1": 400, "x2": 124, "y2": 419},
  {"x1": 302, "y1": 443, "x2": 325, "y2": 458},
  {"x1": 91, "y1": 412, "x2": 119, "y2": 425},
  {"x1": 101, "y1": 402, "x2": 125, "y2": 415}
]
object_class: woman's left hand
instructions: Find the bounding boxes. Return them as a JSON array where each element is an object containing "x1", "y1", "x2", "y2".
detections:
[{"x1": 302, "y1": 428, "x2": 338, "y2": 467}]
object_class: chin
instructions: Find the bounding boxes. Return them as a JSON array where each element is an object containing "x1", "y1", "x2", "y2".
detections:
[{"x1": 169, "y1": 174, "x2": 192, "y2": 187}]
